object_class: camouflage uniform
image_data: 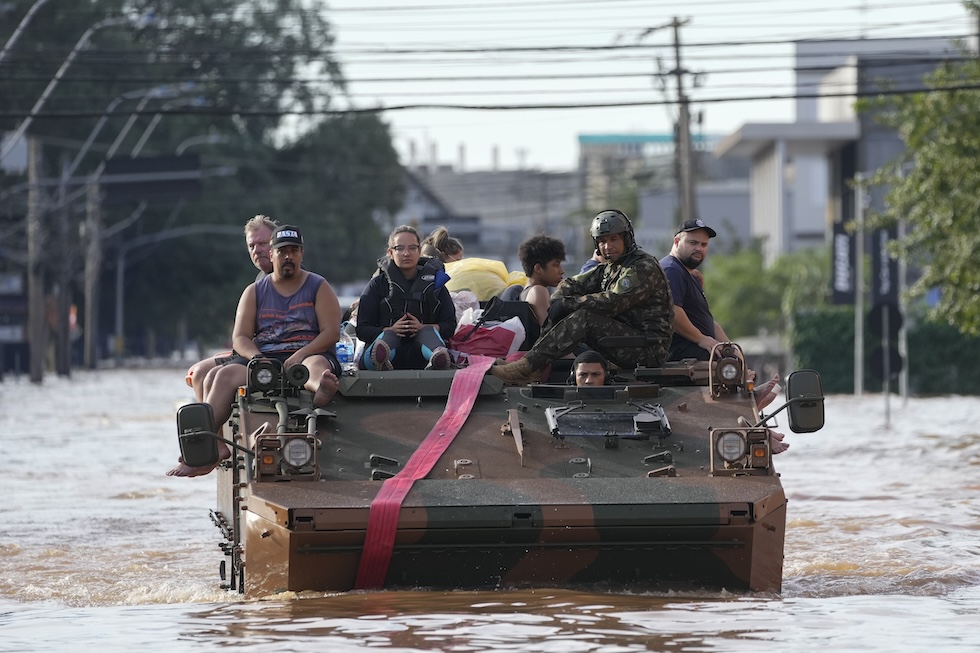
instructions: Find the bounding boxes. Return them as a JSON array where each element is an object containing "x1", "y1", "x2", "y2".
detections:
[{"x1": 523, "y1": 248, "x2": 673, "y2": 370}]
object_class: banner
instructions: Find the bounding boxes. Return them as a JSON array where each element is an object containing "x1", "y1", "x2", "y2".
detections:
[
  {"x1": 871, "y1": 224, "x2": 899, "y2": 306},
  {"x1": 831, "y1": 220, "x2": 855, "y2": 305}
]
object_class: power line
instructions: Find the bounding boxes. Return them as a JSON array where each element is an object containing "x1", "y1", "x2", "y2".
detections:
[{"x1": 0, "y1": 81, "x2": 973, "y2": 120}]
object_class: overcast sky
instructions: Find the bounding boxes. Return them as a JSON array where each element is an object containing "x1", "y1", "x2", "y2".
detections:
[{"x1": 324, "y1": 0, "x2": 972, "y2": 171}]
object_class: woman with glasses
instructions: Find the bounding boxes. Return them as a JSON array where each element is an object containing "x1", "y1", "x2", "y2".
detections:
[{"x1": 354, "y1": 225, "x2": 457, "y2": 370}]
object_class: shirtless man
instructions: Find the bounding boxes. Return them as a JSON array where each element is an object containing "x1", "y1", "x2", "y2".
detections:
[
  {"x1": 168, "y1": 224, "x2": 341, "y2": 477},
  {"x1": 185, "y1": 215, "x2": 277, "y2": 401},
  {"x1": 516, "y1": 234, "x2": 566, "y2": 327}
]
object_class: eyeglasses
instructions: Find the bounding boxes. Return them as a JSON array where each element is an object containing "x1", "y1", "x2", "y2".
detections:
[{"x1": 390, "y1": 245, "x2": 420, "y2": 253}]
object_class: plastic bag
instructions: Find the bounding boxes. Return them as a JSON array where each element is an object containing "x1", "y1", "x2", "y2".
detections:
[
  {"x1": 444, "y1": 258, "x2": 526, "y2": 301},
  {"x1": 449, "y1": 315, "x2": 526, "y2": 359}
]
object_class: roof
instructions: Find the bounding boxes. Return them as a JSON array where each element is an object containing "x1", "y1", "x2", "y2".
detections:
[{"x1": 714, "y1": 121, "x2": 860, "y2": 159}]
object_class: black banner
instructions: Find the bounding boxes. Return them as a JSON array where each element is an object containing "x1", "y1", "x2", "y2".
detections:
[
  {"x1": 871, "y1": 224, "x2": 899, "y2": 306},
  {"x1": 831, "y1": 220, "x2": 855, "y2": 305}
]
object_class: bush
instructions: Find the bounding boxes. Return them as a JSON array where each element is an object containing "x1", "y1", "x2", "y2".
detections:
[{"x1": 791, "y1": 307, "x2": 980, "y2": 395}]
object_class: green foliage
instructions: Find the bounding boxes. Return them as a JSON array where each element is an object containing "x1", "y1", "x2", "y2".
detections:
[
  {"x1": 702, "y1": 247, "x2": 777, "y2": 337},
  {"x1": 906, "y1": 313, "x2": 980, "y2": 394},
  {"x1": 272, "y1": 114, "x2": 404, "y2": 282},
  {"x1": 859, "y1": 48, "x2": 980, "y2": 336},
  {"x1": 0, "y1": 1, "x2": 405, "y2": 351},
  {"x1": 791, "y1": 307, "x2": 856, "y2": 394},
  {"x1": 702, "y1": 245, "x2": 830, "y2": 339},
  {"x1": 790, "y1": 305, "x2": 980, "y2": 395}
]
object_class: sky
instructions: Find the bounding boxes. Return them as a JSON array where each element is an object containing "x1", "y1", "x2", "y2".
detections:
[{"x1": 323, "y1": 0, "x2": 973, "y2": 171}]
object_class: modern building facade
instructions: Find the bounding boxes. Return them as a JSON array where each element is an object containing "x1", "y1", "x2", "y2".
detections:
[{"x1": 716, "y1": 36, "x2": 965, "y2": 278}]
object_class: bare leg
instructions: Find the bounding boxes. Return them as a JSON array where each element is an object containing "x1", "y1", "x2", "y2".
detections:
[
  {"x1": 167, "y1": 363, "x2": 246, "y2": 477},
  {"x1": 301, "y1": 355, "x2": 338, "y2": 407},
  {"x1": 202, "y1": 364, "x2": 220, "y2": 398},
  {"x1": 187, "y1": 357, "x2": 218, "y2": 403},
  {"x1": 755, "y1": 373, "x2": 781, "y2": 410}
]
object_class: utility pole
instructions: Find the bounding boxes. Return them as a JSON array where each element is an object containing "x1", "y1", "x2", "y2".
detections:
[
  {"x1": 26, "y1": 138, "x2": 46, "y2": 384},
  {"x1": 83, "y1": 182, "x2": 101, "y2": 369},
  {"x1": 854, "y1": 174, "x2": 865, "y2": 397},
  {"x1": 671, "y1": 17, "x2": 697, "y2": 222}
]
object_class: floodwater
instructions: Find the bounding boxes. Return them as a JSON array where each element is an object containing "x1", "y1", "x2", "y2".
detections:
[{"x1": 1, "y1": 368, "x2": 978, "y2": 652}]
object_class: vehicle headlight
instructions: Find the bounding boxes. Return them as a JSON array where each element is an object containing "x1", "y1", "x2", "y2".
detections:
[
  {"x1": 715, "y1": 430, "x2": 747, "y2": 463},
  {"x1": 282, "y1": 437, "x2": 312, "y2": 468},
  {"x1": 719, "y1": 360, "x2": 740, "y2": 382},
  {"x1": 249, "y1": 359, "x2": 280, "y2": 392}
]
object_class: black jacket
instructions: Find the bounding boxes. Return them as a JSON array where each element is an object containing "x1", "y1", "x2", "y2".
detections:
[{"x1": 355, "y1": 257, "x2": 456, "y2": 344}]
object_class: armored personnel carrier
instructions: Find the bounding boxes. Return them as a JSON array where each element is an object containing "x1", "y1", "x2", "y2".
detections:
[{"x1": 176, "y1": 344, "x2": 824, "y2": 598}]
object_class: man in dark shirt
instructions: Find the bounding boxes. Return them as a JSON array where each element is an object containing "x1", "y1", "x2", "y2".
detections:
[
  {"x1": 659, "y1": 219, "x2": 732, "y2": 361},
  {"x1": 660, "y1": 220, "x2": 782, "y2": 415}
]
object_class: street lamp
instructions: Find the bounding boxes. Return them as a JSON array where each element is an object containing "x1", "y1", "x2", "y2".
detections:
[
  {"x1": 65, "y1": 83, "x2": 196, "y2": 180},
  {"x1": 114, "y1": 223, "x2": 240, "y2": 360},
  {"x1": 130, "y1": 95, "x2": 209, "y2": 157},
  {"x1": 175, "y1": 134, "x2": 229, "y2": 156},
  {"x1": 0, "y1": 12, "x2": 155, "y2": 162},
  {"x1": 0, "y1": 0, "x2": 53, "y2": 65}
]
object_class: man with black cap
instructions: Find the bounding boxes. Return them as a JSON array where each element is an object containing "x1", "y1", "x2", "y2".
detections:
[
  {"x1": 661, "y1": 219, "x2": 783, "y2": 423},
  {"x1": 659, "y1": 218, "x2": 731, "y2": 361},
  {"x1": 168, "y1": 224, "x2": 342, "y2": 477}
]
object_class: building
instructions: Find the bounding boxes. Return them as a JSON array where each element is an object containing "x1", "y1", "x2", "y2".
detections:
[
  {"x1": 716, "y1": 36, "x2": 965, "y2": 275},
  {"x1": 394, "y1": 164, "x2": 584, "y2": 268}
]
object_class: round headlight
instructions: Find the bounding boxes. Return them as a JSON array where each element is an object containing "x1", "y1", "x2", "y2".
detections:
[
  {"x1": 720, "y1": 362, "x2": 739, "y2": 381},
  {"x1": 716, "y1": 356, "x2": 741, "y2": 382},
  {"x1": 282, "y1": 437, "x2": 312, "y2": 468},
  {"x1": 256, "y1": 368, "x2": 275, "y2": 386},
  {"x1": 716, "y1": 431, "x2": 747, "y2": 463}
]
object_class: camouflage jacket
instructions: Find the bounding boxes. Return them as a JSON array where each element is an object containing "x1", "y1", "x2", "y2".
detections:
[{"x1": 552, "y1": 248, "x2": 673, "y2": 342}]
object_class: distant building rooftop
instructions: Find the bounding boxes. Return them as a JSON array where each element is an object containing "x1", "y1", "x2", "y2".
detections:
[
  {"x1": 579, "y1": 133, "x2": 719, "y2": 146},
  {"x1": 714, "y1": 122, "x2": 859, "y2": 159}
]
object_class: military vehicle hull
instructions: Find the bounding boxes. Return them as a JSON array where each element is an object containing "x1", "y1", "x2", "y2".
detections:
[{"x1": 192, "y1": 356, "x2": 815, "y2": 598}]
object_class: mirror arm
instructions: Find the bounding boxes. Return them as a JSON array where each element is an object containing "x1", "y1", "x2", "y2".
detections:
[
  {"x1": 211, "y1": 433, "x2": 255, "y2": 459},
  {"x1": 750, "y1": 395, "x2": 825, "y2": 429}
]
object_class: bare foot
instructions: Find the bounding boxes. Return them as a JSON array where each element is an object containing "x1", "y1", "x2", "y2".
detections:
[
  {"x1": 313, "y1": 370, "x2": 339, "y2": 407},
  {"x1": 755, "y1": 374, "x2": 781, "y2": 410},
  {"x1": 770, "y1": 429, "x2": 789, "y2": 454},
  {"x1": 166, "y1": 442, "x2": 230, "y2": 477}
]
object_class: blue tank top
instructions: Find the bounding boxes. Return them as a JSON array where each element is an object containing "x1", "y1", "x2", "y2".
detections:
[{"x1": 253, "y1": 272, "x2": 325, "y2": 354}]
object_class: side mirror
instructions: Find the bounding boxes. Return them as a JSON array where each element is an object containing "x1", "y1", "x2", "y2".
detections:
[
  {"x1": 176, "y1": 402, "x2": 219, "y2": 468},
  {"x1": 785, "y1": 369, "x2": 825, "y2": 433}
]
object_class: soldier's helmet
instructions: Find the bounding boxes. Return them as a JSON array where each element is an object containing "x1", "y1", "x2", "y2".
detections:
[{"x1": 590, "y1": 209, "x2": 636, "y2": 253}]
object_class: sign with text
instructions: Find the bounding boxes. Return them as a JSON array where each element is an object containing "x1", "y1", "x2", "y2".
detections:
[
  {"x1": 871, "y1": 224, "x2": 899, "y2": 305},
  {"x1": 831, "y1": 220, "x2": 855, "y2": 304}
]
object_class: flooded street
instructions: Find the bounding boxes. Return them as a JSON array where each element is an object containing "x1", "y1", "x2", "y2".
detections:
[{"x1": 1, "y1": 368, "x2": 978, "y2": 651}]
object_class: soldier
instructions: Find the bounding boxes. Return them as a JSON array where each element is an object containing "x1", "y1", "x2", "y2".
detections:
[
  {"x1": 571, "y1": 350, "x2": 610, "y2": 386},
  {"x1": 491, "y1": 209, "x2": 673, "y2": 383}
]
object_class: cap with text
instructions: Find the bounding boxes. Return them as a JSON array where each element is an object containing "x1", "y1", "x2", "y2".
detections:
[
  {"x1": 675, "y1": 219, "x2": 717, "y2": 238},
  {"x1": 271, "y1": 225, "x2": 303, "y2": 249}
]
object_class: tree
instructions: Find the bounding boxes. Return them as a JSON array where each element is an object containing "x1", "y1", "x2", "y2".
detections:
[
  {"x1": 0, "y1": 0, "x2": 405, "y2": 355},
  {"x1": 702, "y1": 244, "x2": 830, "y2": 339},
  {"x1": 859, "y1": 27, "x2": 980, "y2": 335}
]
